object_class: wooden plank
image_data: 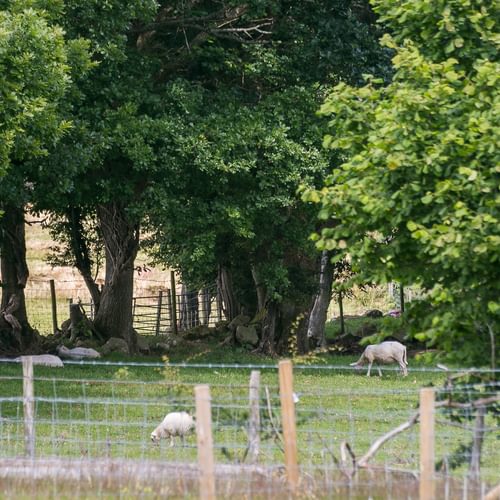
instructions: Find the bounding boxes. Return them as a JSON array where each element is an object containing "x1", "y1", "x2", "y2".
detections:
[
  {"x1": 22, "y1": 356, "x2": 35, "y2": 458},
  {"x1": 248, "y1": 370, "x2": 261, "y2": 463},
  {"x1": 279, "y1": 359, "x2": 299, "y2": 492},
  {"x1": 195, "y1": 384, "x2": 215, "y2": 500},
  {"x1": 419, "y1": 387, "x2": 435, "y2": 500}
]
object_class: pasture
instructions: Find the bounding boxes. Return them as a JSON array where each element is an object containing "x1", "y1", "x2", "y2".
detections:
[{"x1": 0, "y1": 350, "x2": 498, "y2": 498}]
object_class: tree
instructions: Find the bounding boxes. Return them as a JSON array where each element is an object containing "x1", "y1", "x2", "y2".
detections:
[
  {"x1": 0, "y1": 1, "x2": 90, "y2": 353},
  {"x1": 23, "y1": 0, "x2": 389, "y2": 354},
  {"x1": 143, "y1": 1, "x2": 391, "y2": 354},
  {"x1": 303, "y1": 0, "x2": 499, "y2": 365}
]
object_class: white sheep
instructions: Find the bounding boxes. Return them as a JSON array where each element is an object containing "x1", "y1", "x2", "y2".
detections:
[
  {"x1": 57, "y1": 345, "x2": 101, "y2": 360},
  {"x1": 14, "y1": 355, "x2": 64, "y2": 368},
  {"x1": 151, "y1": 411, "x2": 195, "y2": 446},
  {"x1": 350, "y1": 341, "x2": 408, "y2": 377}
]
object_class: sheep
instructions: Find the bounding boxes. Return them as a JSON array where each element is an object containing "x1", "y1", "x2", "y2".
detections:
[
  {"x1": 57, "y1": 345, "x2": 101, "y2": 360},
  {"x1": 151, "y1": 411, "x2": 195, "y2": 447},
  {"x1": 14, "y1": 355, "x2": 64, "y2": 368},
  {"x1": 350, "y1": 341, "x2": 408, "y2": 377}
]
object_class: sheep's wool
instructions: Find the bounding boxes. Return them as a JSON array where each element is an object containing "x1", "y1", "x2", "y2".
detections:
[{"x1": 151, "y1": 411, "x2": 195, "y2": 442}]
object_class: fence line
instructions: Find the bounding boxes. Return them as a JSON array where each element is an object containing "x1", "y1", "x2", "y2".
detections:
[
  {"x1": 20, "y1": 278, "x2": 422, "y2": 336},
  {"x1": 0, "y1": 358, "x2": 498, "y2": 498},
  {"x1": 23, "y1": 277, "x2": 223, "y2": 335}
]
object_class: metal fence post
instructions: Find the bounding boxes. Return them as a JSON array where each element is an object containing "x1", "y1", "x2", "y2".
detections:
[
  {"x1": 49, "y1": 279, "x2": 58, "y2": 334},
  {"x1": 155, "y1": 290, "x2": 163, "y2": 336},
  {"x1": 170, "y1": 271, "x2": 178, "y2": 335}
]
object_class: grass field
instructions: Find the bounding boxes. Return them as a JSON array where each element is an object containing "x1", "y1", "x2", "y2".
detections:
[
  {"x1": 2, "y1": 218, "x2": 495, "y2": 497},
  {"x1": 0, "y1": 349, "x2": 498, "y2": 495}
]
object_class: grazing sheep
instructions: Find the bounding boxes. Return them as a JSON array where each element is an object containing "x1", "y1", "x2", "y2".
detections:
[
  {"x1": 57, "y1": 345, "x2": 101, "y2": 360},
  {"x1": 14, "y1": 355, "x2": 64, "y2": 368},
  {"x1": 151, "y1": 411, "x2": 195, "y2": 446},
  {"x1": 350, "y1": 341, "x2": 408, "y2": 377}
]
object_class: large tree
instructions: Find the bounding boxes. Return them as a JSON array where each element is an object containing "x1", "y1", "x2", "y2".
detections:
[
  {"x1": 0, "y1": 1, "x2": 90, "y2": 353},
  {"x1": 22, "y1": 0, "x2": 389, "y2": 354},
  {"x1": 142, "y1": 1, "x2": 391, "y2": 354},
  {"x1": 304, "y1": 0, "x2": 499, "y2": 365}
]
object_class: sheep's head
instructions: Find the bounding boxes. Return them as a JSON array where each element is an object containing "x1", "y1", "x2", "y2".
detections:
[
  {"x1": 151, "y1": 431, "x2": 160, "y2": 443},
  {"x1": 349, "y1": 361, "x2": 364, "y2": 369}
]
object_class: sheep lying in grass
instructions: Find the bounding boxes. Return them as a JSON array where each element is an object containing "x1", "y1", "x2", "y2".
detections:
[
  {"x1": 350, "y1": 341, "x2": 408, "y2": 377},
  {"x1": 57, "y1": 345, "x2": 101, "y2": 360},
  {"x1": 151, "y1": 411, "x2": 195, "y2": 446},
  {"x1": 14, "y1": 355, "x2": 64, "y2": 368}
]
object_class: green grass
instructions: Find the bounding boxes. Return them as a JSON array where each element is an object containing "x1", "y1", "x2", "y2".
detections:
[{"x1": 1, "y1": 348, "x2": 497, "y2": 489}]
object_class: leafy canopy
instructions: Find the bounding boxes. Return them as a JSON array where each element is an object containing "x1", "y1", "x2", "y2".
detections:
[
  {"x1": 0, "y1": 2, "x2": 72, "y2": 175},
  {"x1": 303, "y1": 0, "x2": 499, "y2": 365}
]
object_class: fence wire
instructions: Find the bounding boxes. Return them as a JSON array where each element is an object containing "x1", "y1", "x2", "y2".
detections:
[{"x1": 0, "y1": 359, "x2": 498, "y2": 498}]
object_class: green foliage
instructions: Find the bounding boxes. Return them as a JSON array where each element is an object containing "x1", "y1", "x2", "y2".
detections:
[
  {"x1": 0, "y1": 3, "x2": 72, "y2": 175},
  {"x1": 305, "y1": 0, "x2": 500, "y2": 365}
]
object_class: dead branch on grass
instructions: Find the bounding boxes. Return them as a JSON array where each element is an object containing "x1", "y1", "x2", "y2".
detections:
[{"x1": 264, "y1": 385, "x2": 283, "y2": 453}]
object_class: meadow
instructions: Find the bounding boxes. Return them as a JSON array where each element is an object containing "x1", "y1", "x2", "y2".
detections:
[
  {"x1": 0, "y1": 346, "x2": 498, "y2": 498},
  {"x1": 0, "y1": 220, "x2": 496, "y2": 498}
]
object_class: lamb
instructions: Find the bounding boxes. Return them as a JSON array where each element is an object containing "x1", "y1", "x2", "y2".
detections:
[
  {"x1": 57, "y1": 345, "x2": 101, "y2": 360},
  {"x1": 350, "y1": 341, "x2": 408, "y2": 377},
  {"x1": 151, "y1": 411, "x2": 195, "y2": 446}
]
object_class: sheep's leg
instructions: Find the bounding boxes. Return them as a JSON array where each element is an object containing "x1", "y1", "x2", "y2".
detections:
[
  {"x1": 399, "y1": 361, "x2": 408, "y2": 376},
  {"x1": 377, "y1": 365, "x2": 382, "y2": 377},
  {"x1": 169, "y1": 436, "x2": 175, "y2": 447},
  {"x1": 366, "y1": 361, "x2": 372, "y2": 377}
]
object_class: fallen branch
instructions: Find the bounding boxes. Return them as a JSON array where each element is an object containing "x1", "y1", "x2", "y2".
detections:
[
  {"x1": 340, "y1": 441, "x2": 357, "y2": 477},
  {"x1": 264, "y1": 386, "x2": 283, "y2": 452},
  {"x1": 358, "y1": 411, "x2": 419, "y2": 468},
  {"x1": 436, "y1": 395, "x2": 500, "y2": 410},
  {"x1": 485, "y1": 482, "x2": 500, "y2": 500}
]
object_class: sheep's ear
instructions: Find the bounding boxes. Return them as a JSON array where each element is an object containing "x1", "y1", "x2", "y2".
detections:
[{"x1": 349, "y1": 362, "x2": 357, "y2": 366}]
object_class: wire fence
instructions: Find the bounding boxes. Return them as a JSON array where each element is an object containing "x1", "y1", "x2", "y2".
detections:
[
  {"x1": 24, "y1": 279, "x2": 224, "y2": 336},
  {"x1": 23, "y1": 278, "x2": 420, "y2": 337},
  {"x1": 0, "y1": 358, "x2": 498, "y2": 498}
]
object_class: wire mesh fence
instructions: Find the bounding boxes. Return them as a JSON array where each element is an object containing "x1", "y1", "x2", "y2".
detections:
[
  {"x1": 24, "y1": 278, "x2": 419, "y2": 337},
  {"x1": 24, "y1": 279, "x2": 224, "y2": 336},
  {"x1": 0, "y1": 359, "x2": 498, "y2": 498}
]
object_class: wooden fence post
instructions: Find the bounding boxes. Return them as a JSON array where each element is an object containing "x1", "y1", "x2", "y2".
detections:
[
  {"x1": 195, "y1": 384, "x2": 215, "y2": 500},
  {"x1": 420, "y1": 387, "x2": 435, "y2": 500},
  {"x1": 338, "y1": 291, "x2": 345, "y2": 335},
  {"x1": 49, "y1": 279, "x2": 58, "y2": 334},
  {"x1": 155, "y1": 290, "x2": 163, "y2": 336},
  {"x1": 248, "y1": 370, "x2": 261, "y2": 463},
  {"x1": 170, "y1": 271, "x2": 178, "y2": 335},
  {"x1": 22, "y1": 356, "x2": 35, "y2": 458},
  {"x1": 279, "y1": 359, "x2": 299, "y2": 493}
]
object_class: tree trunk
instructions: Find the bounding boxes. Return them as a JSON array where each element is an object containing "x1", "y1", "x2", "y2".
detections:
[
  {"x1": 66, "y1": 207, "x2": 101, "y2": 313},
  {"x1": 0, "y1": 204, "x2": 38, "y2": 353},
  {"x1": 307, "y1": 251, "x2": 334, "y2": 349},
  {"x1": 251, "y1": 265, "x2": 267, "y2": 312},
  {"x1": 92, "y1": 202, "x2": 139, "y2": 352},
  {"x1": 258, "y1": 299, "x2": 278, "y2": 356},
  {"x1": 217, "y1": 265, "x2": 240, "y2": 321}
]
